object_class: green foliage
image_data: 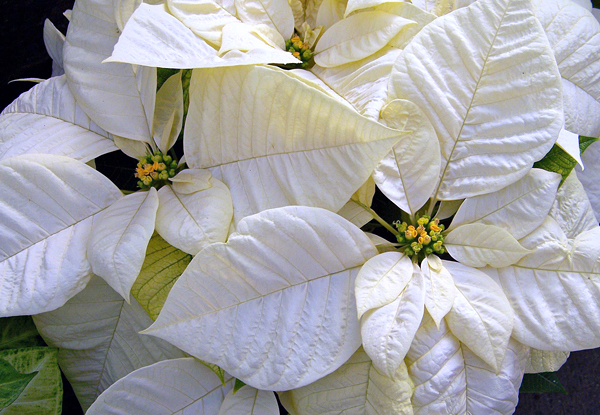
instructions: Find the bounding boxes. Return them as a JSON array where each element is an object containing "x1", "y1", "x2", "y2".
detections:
[
  {"x1": 0, "y1": 317, "x2": 45, "y2": 351},
  {"x1": 0, "y1": 360, "x2": 37, "y2": 409},
  {"x1": 534, "y1": 136, "x2": 599, "y2": 184},
  {"x1": 233, "y1": 378, "x2": 246, "y2": 394},
  {"x1": 520, "y1": 372, "x2": 567, "y2": 394},
  {"x1": 157, "y1": 68, "x2": 180, "y2": 91}
]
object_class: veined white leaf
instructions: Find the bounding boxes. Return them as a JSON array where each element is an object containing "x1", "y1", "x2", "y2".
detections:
[
  {"x1": 374, "y1": 99, "x2": 441, "y2": 215},
  {"x1": 337, "y1": 177, "x2": 375, "y2": 228},
  {"x1": 43, "y1": 19, "x2": 65, "y2": 77},
  {"x1": 315, "y1": 0, "x2": 346, "y2": 30},
  {"x1": 145, "y1": 206, "x2": 376, "y2": 391},
  {"x1": 576, "y1": 140, "x2": 600, "y2": 221},
  {"x1": 445, "y1": 223, "x2": 531, "y2": 268},
  {"x1": 87, "y1": 358, "x2": 232, "y2": 414},
  {"x1": 88, "y1": 189, "x2": 159, "y2": 301},
  {"x1": 184, "y1": 65, "x2": 406, "y2": 223},
  {"x1": 235, "y1": 0, "x2": 295, "y2": 39},
  {"x1": 556, "y1": 128, "x2": 584, "y2": 168},
  {"x1": 218, "y1": 21, "x2": 287, "y2": 53},
  {"x1": 450, "y1": 169, "x2": 561, "y2": 239},
  {"x1": 444, "y1": 261, "x2": 514, "y2": 372},
  {"x1": 0, "y1": 76, "x2": 117, "y2": 163},
  {"x1": 377, "y1": 2, "x2": 436, "y2": 49},
  {"x1": 354, "y1": 251, "x2": 414, "y2": 319},
  {"x1": 486, "y1": 218, "x2": 600, "y2": 351},
  {"x1": 315, "y1": 11, "x2": 416, "y2": 67},
  {"x1": 108, "y1": 3, "x2": 298, "y2": 68},
  {"x1": 390, "y1": 0, "x2": 563, "y2": 201},
  {"x1": 422, "y1": 255, "x2": 454, "y2": 328},
  {"x1": 550, "y1": 171, "x2": 598, "y2": 238},
  {"x1": 525, "y1": 349, "x2": 569, "y2": 373},
  {"x1": 33, "y1": 277, "x2": 185, "y2": 411},
  {"x1": 63, "y1": 0, "x2": 156, "y2": 142},
  {"x1": 113, "y1": 0, "x2": 142, "y2": 31},
  {"x1": 155, "y1": 177, "x2": 233, "y2": 255},
  {"x1": 407, "y1": 314, "x2": 528, "y2": 415},
  {"x1": 167, "y1": 0, "x2": 239, "y2": 46},
  {"x1": 436, "y1": 199, "x2": 463, "y2": 220},
  {"x1": 534, "y1": 0, "x2": 600, "y2": 137},
  {"x1": 153, "y1": 71, "x2": 183, "y2": 154},
  {"x1": 279, "y1": 348, "x2": 413, "y2": 415},
  {"x1": 0, "y1": 155, "x2": 122, "y2": 316},
  {"x1": 360, "y1": 265, "x2": 425, "y2": 377},
  {"x1": 217, "y1": 386, "x2": 279, "y2": 415}
]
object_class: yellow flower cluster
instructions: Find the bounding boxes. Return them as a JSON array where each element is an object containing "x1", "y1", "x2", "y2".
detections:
[
  {"x1": 135, "y1": 151, "x2": 178, "y2": 190},
  {"x1": 394, "y1": 215, "x2": 445, "y2": 260},
  {"x1": 285, "y1": 34, "x2": 314, "y2": 69}
]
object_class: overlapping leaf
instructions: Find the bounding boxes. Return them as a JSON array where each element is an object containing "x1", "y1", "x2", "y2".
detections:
[{"x1": 217, "y1": 386, "x2": 279, "y2": 415}]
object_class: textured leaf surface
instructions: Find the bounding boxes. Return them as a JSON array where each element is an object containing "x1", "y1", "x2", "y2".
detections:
[
  {"x1": 33, "y1": 277, "x2": 185, "y2": 411},
  {"x1": 280, "y1": 348, "x2": 413, "y2": 415},
  {"x1": 0, "y1": 359, "x2": 37, "y2": 409},
  {"x1": 87, "y1": 358, "x2": 232, "y2": 414},
  {"x1": 235, "y1": 0, "x2": 294, "y2": 39},
  {"x1": 63, "y1": 0, "x2": 156, "y2": 142},
  {"x1": 389, "y1": 0, "x2": 563, "y2": 200},
  {"x1": 0, "y1": 76, "x2": 116, "y2": 163},
  {"x1": 184, "y1": 65, "x2": 406, "y2": 223},
  {"x1": 525, "y1": 349, "x2": 569, "y2": 374},
  {"x1": 550, "y1": 170, "x2": 598, "y2": 238},
  {"x1": 217, "y1": 386, "x2": 279, "y2": 415},
  {"x1": 0, "y1": 317, "x2": 45, "y2": 350},
  {"x1": 0, "y1": 347, "x2": 62, "y2": 415},
  {"x1": 0, "y1": 155, "x2": 122, "y2": 316},
  {"x1": 145, "y1": 206, "x2": 376, "y2": 391},
  {"x1": 167, "y1": 0, "x2": 238, "y2": 46}
]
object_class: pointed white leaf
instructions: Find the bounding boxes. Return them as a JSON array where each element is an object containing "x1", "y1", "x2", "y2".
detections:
[
  {"x1": 108, "y1": 3, "x2": 298, "y2": 68},
  {"x1": 315, "y1": 0, "x2": 346, "y2": 30},
  {"x1": 444, "y1": 261, "x2": 514, "y2": 371},
  {"x1": 113, "y1": 0, "x2": 142, "y2": 31},
  {"x1": 344, "y1": 0, "x2": 403, "y2": 16},
  {"x1": 145, "y1": 206, "x2": 376, "y2": 391},
  {"x1": 550, "y1": 171, "x2": 598, "y2": 238},
  {"x1": 407, "y1": 314, "x2": 528, "y2": 415},
  {"x1": 556, "y1": 128, "x2": 583, "y2": 168},
  {"x1": 315, "y1": 11, "x2": 416, "y2": 67},
  {"x1": 63, "y1": 0, "x2": 156, "y2": 142},
  {"x1": 576, "y1": 139, "x2": 600, "y2": 221},
  {"x1": 422, "y1": 255, "x2": 455, "y2": 327},
  {"x1": 486, "y1": 218, "x2": 600, "y2": 351},
  {"x1": 377, "y1": 2, "x2": 436, "y2": 49},
  {"x1": 87, "y1": 358, "x2": 231, "y2": 414},
  {"x1": 365, "y1": 233, "x2": 398, "y2": 253},
  {"x1": 0, "y1": 155, "x2": 122, "y2": 316},
  {"x1": 168, "y1": 0, "x2": 239, "y2": 46},
  {"x1": 337, "y1": 201, "x2": 373, "y2": 228},
  {"x1": 153, "y1": 72, "x2": 183, "y2": 154},
  {"x1": 43, "y1": 19, "x2": 65, "y2": 77},
  {"x1": 184, "y1": 65, "x2": 406, "y2": 223},
  {"x1": 373, "y1": 99, "x2": 441, "y2": 214},
  {"x1": 169, "y1": 168, "x2": 213, "y2": 194},
  {"x1": 217, "y1": 386, "x2": 279, "y2": 415},
  {"x1": 88, "y1": 189, "x2": 159, "y2": 301},
  {"x1": 155, "y1": 178, "x2": 233, "y2": 255},
  {"x1": 33, "y1": 277, "x2": 185, "y2": 411},
  {"x1": 0, "y1": 76, "x2": 117, "y2": 163},
  {"x1": 280, "y1": 348, "x2": 413, "y2": 415},
  {"x1": 361, "y1": 266, "x2": 425, "y2": 377},
  {"x1": 525, "y1": 349, "x2": 569, "y2": 373},
  {"x1": 235, "y1": 0, "x2": 295, "y2": 39},
  {"x1": 218, "y1": 21, "x2": 286, "y2": 53},
  {"x1": 450, "y1": 169, "x2": 561, "y2": 239},
  {"x1": 354, "y1": 251, "x2": 414, "y2": 319},
  {"x1": 436, "y1": 199, "x2": 463, "y2": 220},
  {"x1": 446, "y1": 223, "x2": 531, "y2": 268},
  {"x1": 390, "y1": 0, "x2": 563, "y2": 200}
]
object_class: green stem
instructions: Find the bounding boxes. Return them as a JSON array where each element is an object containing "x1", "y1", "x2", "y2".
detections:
[{"x1": 354, "y1": 200, "x2": 401, "y2": 238}]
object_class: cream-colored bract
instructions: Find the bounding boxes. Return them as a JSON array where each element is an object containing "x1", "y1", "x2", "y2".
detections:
[{"x1": 217, "y1": 386, "x2": 280, "y2": 415}]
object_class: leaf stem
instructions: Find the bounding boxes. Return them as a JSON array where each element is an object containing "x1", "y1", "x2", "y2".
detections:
[{"x1": 354, "y1": 200, "x2": 401, "y2": 238}]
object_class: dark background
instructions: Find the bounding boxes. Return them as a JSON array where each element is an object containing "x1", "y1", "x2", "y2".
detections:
[{"x1": 2, "y1": 1, "x2": 600, "y2": 414}]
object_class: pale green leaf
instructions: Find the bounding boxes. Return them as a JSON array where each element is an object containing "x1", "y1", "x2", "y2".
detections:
[
  {"x1": 217, "y1": 386, "x2": 279, "y2": 415},
  {"x1": 525, "y1": 349, "x2": 569, "y2": 374},
  {"x1": 153, "y1": 71, "x2": 183, "y2": 153},
  {"x1": 0, "y1": 360, "x2": 37, "y2": 409},
  {"x1": 145, "y1": 206, "x2": 376, "y2": 391},
  {"x1": 0, "y1": 317, "x2": 45, "y2": 351},
  {"x1": 389, "y1": 0, "x2": 563, "y2": 201}
]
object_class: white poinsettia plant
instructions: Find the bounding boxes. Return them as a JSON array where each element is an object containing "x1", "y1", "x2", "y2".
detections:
[{"x1": 1, "y1": 0, "x2": 600, "y2": 413}]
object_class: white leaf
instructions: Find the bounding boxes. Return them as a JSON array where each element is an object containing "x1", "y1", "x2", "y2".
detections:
[
  {"x1": 422, "y1": 255, "x2": 454, "y2": 328},
  {"x1": 354, "y1": 251, "x2": 414, "y2": 319},
  {"x1": 486, "y1": 218, "x2": 600, "y2": 351},
  {"x1": 112, "y1": 134, "x2": 150, "y2": 159},
  {"x1": 525, "y1": 349, "x2": 569, "y2": 373},
  {"x1": 561, "y1": 78, "x2": 600, "y2": 137},
  {"x1": 63, "y1": 0, "x2": 156, "y2": 142},
  {"x1": 576, "y1": 139, "x2": 600, "y2": 221},
  {"x1": 315, "y1": 0, "x2": 347, "y2": 30},
  {"x1": 450, "y1": 168, "x2": 561, "y2": 239},
  {"x1": 445, "y1": 223, "x2": 531, "y2": 268},
  {"x1": 556, "y1": 128, "x2": 583, "y2": 168},
  {"x1": 338, "y1": 178, "x2": 375, "y2": 228},
  {"x1": 389, "y1": 0, "x2": 563, "y2": 200},
  {"x1": 360, "y1": 266, "x2": 425, "y2": 377},
  {"x1": 184, "y1": 65, "x2": 406, "y2": 223},
  {"x1": 444, "y1": 261, "x2": 514, "y2": 371},
  {"x1": 155, "y1": 178, "x2": 233, "y2": 255},
  {"x1": 344, "y1": 0, "x2": 403, "y2": 16},
  {"x1": 113, "y1": 0, "x2": 142, "y2": 31},
  {"x1": 168, "y1": 0, "x2": 239, "y2": 46},
  {"x1": 315, "y1": 11, "x2": 416, "y2": 67},
  {"x1": 88, "y1": 189, "x2": 159, "y2": 301},
  {"x1": 234, "y1": 0, "x2": 295, "y2": 39},
  {"x1": 0, "y1": 155, "x2": 122, "y2": 316},
  {"x1": 436, "y1": 199, "x2": 463, "y2": 220},
  {"x1": 153, "y1": 72, "x2": 184, "y2": 154},
  {"x1": 217, "y1": 387, "x2": 279, "y2": 415},
  {"x1": 145, "y1": 206, "x2": 376, "y2": 391},
  {"x1": 376, "y1": 2, "x2": 436, "y2": 49},
  {"x1": 373, "y1": 99, "x2": 441, "y2": 215},
  {"x1": 280, "y1": 348, "x2": 413, "y2": 415},
  {"x1": 33, "y1": 277, "x2": 185, "y2": 411},
  {"x1": 407, "y1": 314, "x2": 528, "y2": 415},
  {"x1": 550, "y1": 171, "x2": 598, "y2": 238},
  {"x1": 87, "y1": 358, "x2": 231, "y2": 414},
  {"x1": 169, "y1": 168, "x2": 212, "y2": 194},
  {"x1": 0, "y1": 76, "x2": 117, "y2": 163},
  {"x1": 43, "y1": 19, "x2": 65, "y2": 76}
]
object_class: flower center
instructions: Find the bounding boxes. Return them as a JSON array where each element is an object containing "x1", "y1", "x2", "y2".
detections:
[
  {"x1": 285, "y1": 34, "x2": 314, "y2": 69},
  {"x1": 394, "y1": 215, "x2": 445, "y2": 261},
  {"x1": 134, "y1": 151, "x2": 179, "y2": 190}
]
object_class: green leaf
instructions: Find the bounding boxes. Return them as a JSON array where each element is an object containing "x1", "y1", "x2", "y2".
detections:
[
  {"x1": 534, "y1": 136, "x2": 598, "y2": 184},
  {"x1": 519, "y1": 372, "x2": 567, "y2": 394},
  {"x1": 199, "y1": 361, "x2": 226, "y2": 385},
  {"x1": 157, "y1": 68, "x2": 180, "y2": 91},
  {"x1": 0, "y1": 317, "x2": 45, "y2": 351},
  {"x1": 580, "y1": 136, "x2": 599, "y2": 155},
  {"x1": 233, "y1": 379, "x2": 246, "y2": 394},
  {"x1": 131, "y1": 233, "x2": 192, "y2": 320},
  {"x1": 0, "y1": 360, "x2": 37, "y2": 409},
  {"x1": 0, "y1": 347, "x2": 62, "y2": 414}
]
